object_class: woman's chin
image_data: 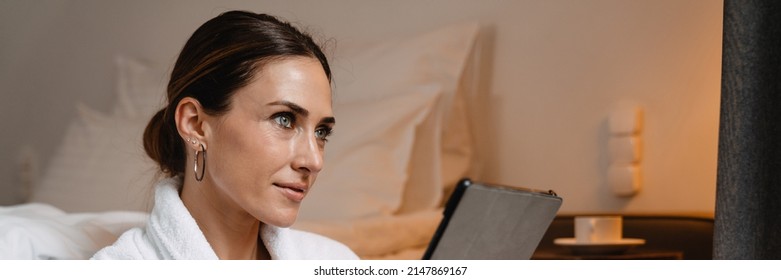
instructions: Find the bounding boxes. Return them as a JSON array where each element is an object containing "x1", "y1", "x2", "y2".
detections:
[{"x1": 261, "y1": 211, "x2": 298, "y2": 228}]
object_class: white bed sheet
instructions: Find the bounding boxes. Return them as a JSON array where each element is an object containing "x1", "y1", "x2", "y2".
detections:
[
  {"x1": 0, "y1": 203, "x2": 440, "y2": 260},
  {"x1": 0, "y1": 203, "x2": 147, "y2": 260}
]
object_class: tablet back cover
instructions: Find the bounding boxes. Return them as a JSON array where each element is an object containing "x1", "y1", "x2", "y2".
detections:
[{"x1": 423, "y1": 179, "x2": 562, "y2": 260}]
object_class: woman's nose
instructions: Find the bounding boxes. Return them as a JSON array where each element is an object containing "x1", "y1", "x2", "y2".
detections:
[{"x1": 291, "y1": 133, "x2": 324, "y2": 174}]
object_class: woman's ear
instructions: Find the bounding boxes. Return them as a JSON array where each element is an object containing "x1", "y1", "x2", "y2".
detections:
[{"x1": 175, "y1": 97, "x2": 208, "y2": 151}]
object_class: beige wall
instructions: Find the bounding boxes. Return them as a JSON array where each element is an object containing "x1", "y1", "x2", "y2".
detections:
[{"x1": 0, "y1": 0, "x2": 723, "y2": 214}]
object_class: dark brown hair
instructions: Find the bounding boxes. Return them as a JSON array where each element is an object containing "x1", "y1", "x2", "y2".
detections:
[{"x1": 143, "y1": 11, "x2": 331, "y2": 177}]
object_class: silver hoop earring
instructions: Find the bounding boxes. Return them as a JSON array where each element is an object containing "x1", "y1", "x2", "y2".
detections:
[{"x1": 194, "y1": 143, "x2": 206, "y2": 182}]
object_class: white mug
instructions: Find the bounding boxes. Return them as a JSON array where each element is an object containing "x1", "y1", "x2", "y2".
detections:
[{"x1": 575, "y1": 216, "x2": 622, "y2": 243}]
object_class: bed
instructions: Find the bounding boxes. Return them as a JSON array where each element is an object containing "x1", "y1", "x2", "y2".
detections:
[{"x1": 0, "y1": 22, "x2": 484, "y2": 260}]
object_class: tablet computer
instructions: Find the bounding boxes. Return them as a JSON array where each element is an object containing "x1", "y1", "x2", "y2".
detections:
[{"x1": 422, "y1": 178, "x2": 562, "y2": 260}]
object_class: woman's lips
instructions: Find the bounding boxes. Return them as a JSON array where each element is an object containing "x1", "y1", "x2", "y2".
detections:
[{"x1": 274, "y1": 183, "x2": 307, "y2": 202}]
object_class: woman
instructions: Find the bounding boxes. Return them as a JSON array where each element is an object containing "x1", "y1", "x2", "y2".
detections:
[{"x1": 92, "y1": 11, "x2": 358, "y2": 260}]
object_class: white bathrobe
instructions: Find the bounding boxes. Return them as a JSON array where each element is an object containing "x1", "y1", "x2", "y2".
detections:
[{"x1": 91, "y1": 177, "x2": 358, "y2": 260}]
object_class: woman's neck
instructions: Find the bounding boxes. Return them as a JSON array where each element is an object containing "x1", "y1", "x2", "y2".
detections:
[{"x1": 180, "y1": 177, "x2": 269, "y2": 260}]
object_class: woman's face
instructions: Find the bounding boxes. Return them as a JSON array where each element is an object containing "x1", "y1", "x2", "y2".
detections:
[{"x1": 202, "y1": 57, "x2": 333, "y2": 227}]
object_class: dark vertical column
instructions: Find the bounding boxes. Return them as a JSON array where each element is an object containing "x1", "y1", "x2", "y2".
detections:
[{"x1": 715, "y1": 0, "x2": 781, "y2": 259}]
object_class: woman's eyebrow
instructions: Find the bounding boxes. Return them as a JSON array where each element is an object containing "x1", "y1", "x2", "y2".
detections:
[
  {"x1": 321, "y1": 117, "x2": 335, "y2": 125},
  {"x1": 267, "y1": 100, "x2": 308, "y2": 117},
  {"x1": 268, "y1": 100, "x2": 335, "y2": 124}
]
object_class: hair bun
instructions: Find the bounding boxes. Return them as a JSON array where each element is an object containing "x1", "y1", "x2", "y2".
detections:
[{"x1": 143, "y1": 108, "x2": 184, "y2": 176}]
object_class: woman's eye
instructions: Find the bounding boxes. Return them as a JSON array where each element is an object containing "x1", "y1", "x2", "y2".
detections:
[
  {"x1": 274, "y1": 113, "x2": 293, "y2": 128},
  {"x1": 315, "y1": 127, "x2": 332, "y2": 141}
]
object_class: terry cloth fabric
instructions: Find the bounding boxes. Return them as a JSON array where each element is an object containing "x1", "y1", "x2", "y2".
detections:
[{"x1": 91, "y1": 176, "x2": 358, "y2": 260}]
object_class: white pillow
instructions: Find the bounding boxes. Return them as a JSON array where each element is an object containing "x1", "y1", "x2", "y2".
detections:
[
  {"x1": 31, "y1": 56, "x2": 164, "y2": 213},
  {"x1": 112, "y1": 56, "x2": 168, "y2": 120},
  {"x1": 297, "y1": 85, "x2": 442, "y2": 221},
  {"x1": 30, "y1": 104, "x2": 157, "y2": 213},
  {"x1": 331, "y1": 22, "x2": 480, "y2": 213}
]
